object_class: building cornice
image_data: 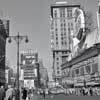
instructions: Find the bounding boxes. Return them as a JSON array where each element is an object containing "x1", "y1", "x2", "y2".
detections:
[{"x1": 61, "y1": 43, "x2": 100, "y2": 70}]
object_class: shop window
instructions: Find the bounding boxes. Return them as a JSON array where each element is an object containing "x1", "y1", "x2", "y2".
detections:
[
  {"x1": 85, "y1": 65, "x2": 91, "y2": 74},
  {"x1": 80, "y1": 67, "x2": 84, "y2": 76},
  {"x1": 92, "y1": 63, "x2": 98, "y2": 74},
  {"x1": 75, "y1": 68, "x2": 79, "y2": 75}
]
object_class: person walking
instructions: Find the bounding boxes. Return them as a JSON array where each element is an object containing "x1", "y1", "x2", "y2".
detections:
[
  {"x1": 5, "y1": 85, "x2": 13, "y2": 100},
  {"x1": 43, "y1": 89, "x2": 46, "y2": 98},
  {"x1": 22, "y1": 87, "x2": 27, "y2": 100},
  {"x1": 0, "y1": 86, "x2": 5, "y2": 100},
  {"x1": 1, "y1": 86, "x2": 5, "y2": 100}
]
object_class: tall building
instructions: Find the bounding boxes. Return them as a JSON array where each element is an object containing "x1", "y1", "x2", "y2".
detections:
[
  {"x1": 39, "y1": 59, "x2": 49, "y2": 88},
  {"x1": 0, "y1": 19, "x2": 9, "y2": 86},
  {"x1": 50, "y1": 2, "x2": 80, "y2": 81},
  {"x1": 61, "y1": 1, "x2": 100, "y2": 87}
]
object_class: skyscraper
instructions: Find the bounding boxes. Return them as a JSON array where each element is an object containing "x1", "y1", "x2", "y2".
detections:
[{"x1": 50, "y1": 2, "x2": 80, "y2": 81}]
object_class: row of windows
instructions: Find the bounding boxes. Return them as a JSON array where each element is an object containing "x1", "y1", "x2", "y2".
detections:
[
  {"x1": 54, "y1": 7, "x2": 72, "y2": 18},
  {"x1": 71, "y1": 63, "x2": 98, "y2": 77},
  {"x1": 55, "y1": 40, "x2": 67, "y2": 46}
]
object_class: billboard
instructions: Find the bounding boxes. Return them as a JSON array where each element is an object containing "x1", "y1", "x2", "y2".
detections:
[
  {"x1": 20, "y1": 52, "x2": 38, "y2": 80},
  {"x1": 74, "y1": 8, "x2": 85, "y2": 40},
  {"x1": 24, "y1": 67, "x2": 37, "y2": 79},
  {"x1": 21, "y1": 53, "x2": 35, "y2": 66}
]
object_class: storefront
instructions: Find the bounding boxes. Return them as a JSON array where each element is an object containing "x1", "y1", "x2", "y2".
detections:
[{"x1": 61, "y1": 43, "x2": 100, "y2": 87}]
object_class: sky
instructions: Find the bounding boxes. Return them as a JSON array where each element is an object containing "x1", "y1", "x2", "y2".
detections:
[{"x1": 0, "y1": 0, "x2": 98, "y2": 80}]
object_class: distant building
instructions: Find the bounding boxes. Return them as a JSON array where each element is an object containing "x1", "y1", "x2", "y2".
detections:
[
  {"x1": 20, "y1": 50, "x2": 38, "y2": 89},
  {"x1": 50, "y1": 2, "x2": 80, "y2": 82},
  {"x1": 39, "y1": 60, "x2": 49, "y2": 88},
  {"x1": 5, "y1": 66, "x2": 15, "y2": 86},
  {"x1": 0, "y1": 19, "x2": 9, "y2": 86}
]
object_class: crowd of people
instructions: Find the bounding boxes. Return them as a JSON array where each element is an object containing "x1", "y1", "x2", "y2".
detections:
[
  {"x1": 1, "y1": 85, "x2": 100, "y2": 100},
  {"x1": 0, "y1": 85, "x2": 34, "y2": 100},
  {"x1": 65, "y1": 87, "x2": 100, "y2": 96}
]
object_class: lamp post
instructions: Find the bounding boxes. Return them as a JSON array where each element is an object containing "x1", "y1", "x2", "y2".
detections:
[{"x1": 8, "y1": 32, "x2": 29, "y2": 100}]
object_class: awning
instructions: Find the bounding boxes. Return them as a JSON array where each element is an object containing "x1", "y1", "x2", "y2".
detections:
[
  {"x1": 86, "y1": 81, "x2": 99, "y2": 86},
  {"x1": 74, "y1": 82, "x2": 84, "y2": 87}
]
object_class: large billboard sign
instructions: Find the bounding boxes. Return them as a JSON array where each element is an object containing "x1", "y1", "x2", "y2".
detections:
[
  {"x1": 21, "y1": 53, "x2": 35, "y2": 66},
  {"x1": 74, "y1": 8, "x2": 85, "y2": 40},
  {"x1": 21, "y1": 51, "x2": 37, "y2": 80},
  {"x1": 24, "y1": 67, "x2": 37, "y2": 79}
]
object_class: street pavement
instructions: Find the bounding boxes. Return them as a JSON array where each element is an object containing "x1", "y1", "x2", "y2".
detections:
[{"x1": 29, "y1": 94, "x2": 100, "y2": 100}]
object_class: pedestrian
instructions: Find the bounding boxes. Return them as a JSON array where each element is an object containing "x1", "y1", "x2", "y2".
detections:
[
  {"x1": 0, "y1": 86, "x2": 5, "y2": 100},
  {"x1": 22, "y1": 87, "x2": 27, "y2": 100},
  {"x1": 1, "y1": 86, "x2": 5, "y2": 100},
  {"x1": 5, "y1": 85, "x2": 13, "y2": 100},
  {"x1": 89, "y1": 87, "x2": 93, "y2": 96},
  {"x1": 43, "y1": 89, "x2": 45, "y2": 98}
]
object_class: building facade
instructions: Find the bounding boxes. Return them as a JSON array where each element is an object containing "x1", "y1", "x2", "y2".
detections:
[
  {"x1": 61, "y1": 2, "x2": 100, "y2": 87},
  {"x1": 50, "y1": 2, "x2": 80, "y2": 81},
  {"x1": 62, "y1": 44, "x2": 100, "y2": 87},
  {"x1": 20, "y1": 50, "x2": 38, "y2": 89},
  {"x1": 0, "y1": 19, "x2": 9, "y2": 86}
]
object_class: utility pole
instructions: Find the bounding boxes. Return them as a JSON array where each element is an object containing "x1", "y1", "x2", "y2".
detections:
[{"x1": 8, "y1": 32, "x2": 29, "y2": 100}]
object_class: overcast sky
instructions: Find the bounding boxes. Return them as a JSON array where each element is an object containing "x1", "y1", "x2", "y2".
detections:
[{"x1": 0, "y1": 0, "x2": 97, "y2": 80}]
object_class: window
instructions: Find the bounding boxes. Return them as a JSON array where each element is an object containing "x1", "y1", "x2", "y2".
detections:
[
  {"x1": 72, "y1": 70, "x2": 75, "y2": 78},
  {"x1": 80, "y1": 67, "x2": 84, "y2": 76},
  {"x1": 64, "y1": 32, "x2": 66, "y2": 35},
  {"x1": 55, "y1": 28, "x2": 58, "y2": 31},
  {"x1": 56, "y1": 42, "x2": 58, "y2": 45},
  {"x1": 57, "y1": 70, "x2": 60, "y2": 74},
  {"x1": 56, "y1": 37, "x2": 58, "y2": 40},
  {"x1": 57, "y1": 62, "x2": 59, "y2": 65},
  {"x1": 56, "y1": 51, "x2": 58, "y2": 54},
  {"x1": 67, "y1": 7, "x2": 72, "y2": 18},
  {"x1": 61, "y1": 41, "x2": 63, "y2": 45},
  {"x1": 56, "y1": 57, "x2": 59, "y2": 60},
  {"x1": 57, "y1": 67, "x2": 59, "y2": 69},
  {"x1": 62, "y1": 9, "x2": 65, "y2": 17},
  {"x1": 61, "y1": 33, "x2": 63, "y2": 36},
  {"x1": 75, "y1": 68, "x2": 79, "y2": 75},
  {"x1": 60, "y1": 23, "x2": 63, "y2": 27},
  {"x1": 56, "y1": 33, "x2": 58, "y2": 36},
  {"x1": 65, "y1": 41, "x2": 67, "y2": 45},
  {"x1": 64, "y1": 23, "x2": 66, "y2": 27},
  {"x1": 54, "y1": 10, "x2": 57, "y2": 18},
  {"x1": 85, "y1": 65, "x2": 91, "y2": 74},
  {"x1": 64, "y1": 28, "x2": 66, "y2": 31},
  {"x1": 60, "y1": 8, "x2": 65, "y2": 17},
  {"x1": 92, "y1": 63, "x2": 98, "y2": 74},
  {"x1": 61, "y1": 37, "x2": 63, "y2": 40}
]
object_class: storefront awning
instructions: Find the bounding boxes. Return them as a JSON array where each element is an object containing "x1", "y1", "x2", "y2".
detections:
[{"x1": 74, "y1": 82, "x2": 84, "y2": 87}]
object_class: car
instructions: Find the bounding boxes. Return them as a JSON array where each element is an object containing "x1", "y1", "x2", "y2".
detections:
[{"x1": 49, "y1": 87, "x2": 66, "y2": 95}]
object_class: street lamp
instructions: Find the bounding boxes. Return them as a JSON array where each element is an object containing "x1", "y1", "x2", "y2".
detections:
[{"x1": 8, "y1": 32, "x2": 29, "y2": 100}]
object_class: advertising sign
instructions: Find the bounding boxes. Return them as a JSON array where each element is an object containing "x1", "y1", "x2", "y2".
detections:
[
  {"x1": 21, "y1": 52, "x2": 37, "y2": 80},
  {"x1": 21, "y1": 53, "x2": 35, "y2": 66},
  {"x1": 74, "y1": 8, "x2": 85, "y2": 40},
  {"x1": 24, "y1": 66, "x2": 37, "y2": 79}
]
